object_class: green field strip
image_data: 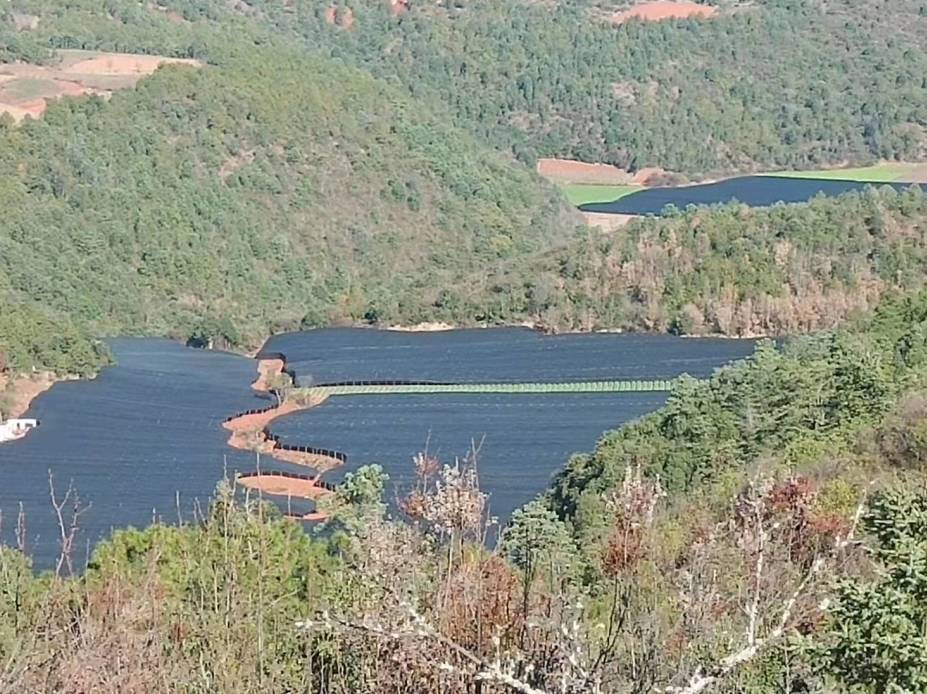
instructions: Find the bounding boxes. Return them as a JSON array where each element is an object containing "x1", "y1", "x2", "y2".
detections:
[
  {"x1": 561, "y1": 183, "x2": 643, "y2": 206},
  {"x1": 759, "y1": 163, "x2": 921, "y2": 183},
  {"x1": 303, "y1": 379, "x2": 677, "y2": 398}
]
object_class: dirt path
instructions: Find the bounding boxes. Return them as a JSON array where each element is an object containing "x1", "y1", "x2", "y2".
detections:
[{"x1": 909, "y1": 165, "x2": 927, "y2": 183}]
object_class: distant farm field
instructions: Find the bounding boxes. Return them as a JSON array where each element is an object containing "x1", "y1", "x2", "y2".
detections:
[
  {"x1": 562, "y1": 183, "x2": 643, "y2": 206},
  {"x1": 764, "y1": 162, "x2": 927, "y2": 183},
  {"x1": 0, "y1": 50, "x2": 201, "y2": 122},
  {"x1": 612, "y1": 2, "x2": 718, "y2": 25}
]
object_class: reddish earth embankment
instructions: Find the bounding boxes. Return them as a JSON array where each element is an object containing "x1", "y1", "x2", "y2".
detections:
[
  {"x1": 612, "y1": 2, "x2": 717, "y2": 25},
  {"x1": 237, "y1": 472, "x2": 329, "y2": 521},
  {"x1": 537, "y1": 158, "x2": 633, "y2": 185},
  {"x1": 537, "y1": 158, "x2": 665, "y2": 186},
  {"x1": 0, "y1": 372, "x2": 60, "y2": 419},
  {"x1": 224, "y1": 359, "x2": 340, "y2": 512}
]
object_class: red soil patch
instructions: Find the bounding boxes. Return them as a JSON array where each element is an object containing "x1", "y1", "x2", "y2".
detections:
[
  {"x1": 537, "y1": 158, "x2": 633, "y2": 185},
  {"x1": 389, "y1": 0, "x2": 410, "y2": 15},
  {"x1": 0, "y1": 50, "x2": 200, "y2": 122},
  {"x1": 223, "y1": 399, "x2": 302, "y2": 434},
  {"x1": 613, "y1": 1, "x2": 717, "y2": 24},
  {"x1": 251, "y1": 358, "x2": 284, "y2": 392},
  {"x1": 238, "y1": 473, "x2": 329, "y2": 501},
  {"x1": 224, "y1": 359, "x2": 343, "y2": 517},
  {"x1": 537, "y1": 158, "x2": 667, "y2": 187}
]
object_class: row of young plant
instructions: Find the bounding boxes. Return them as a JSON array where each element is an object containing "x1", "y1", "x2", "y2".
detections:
[{"x1": 301, "y1": 379, "x2": 678, "y2": 398}]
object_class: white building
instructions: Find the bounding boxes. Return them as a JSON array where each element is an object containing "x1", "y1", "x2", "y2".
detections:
[{"x1": 0, "y1": 418, "x2": 39, "y2": 443}]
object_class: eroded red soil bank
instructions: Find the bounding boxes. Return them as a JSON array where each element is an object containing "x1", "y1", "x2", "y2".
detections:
[{"x1": 224, "y1": 358, "x2": 342, "y2": 515}]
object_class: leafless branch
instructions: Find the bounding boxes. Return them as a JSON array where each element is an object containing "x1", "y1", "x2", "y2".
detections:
[
  {"x1": 667, "y1": 484, "x2": 871, "y2": 694},
  {"x1": 48, "y1": 470, "x2": 91, "y2": 577}
]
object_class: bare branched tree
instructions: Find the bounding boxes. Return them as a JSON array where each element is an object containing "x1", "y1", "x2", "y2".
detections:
[
  {"x1": 667, "y1": 477, "x2": 869, "y2": 693},
  {"x1": 48, "y1": 470, "x2": 91, "y2": 577}
]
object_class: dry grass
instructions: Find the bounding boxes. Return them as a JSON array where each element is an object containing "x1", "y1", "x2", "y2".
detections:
[{"x1": 0, "y1": 371, "x2": 59, "y2": 419}]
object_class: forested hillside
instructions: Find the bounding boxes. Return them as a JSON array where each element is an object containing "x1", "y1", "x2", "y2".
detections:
[
  {"x1": 504, "y1": 186, "x2": 927, "y2": 335},
  {"x1": 2, "y1": 0, "x2": 927, "y2": 377},
  {"x1": 0, "y1": 38, "x2": 573, "y2": 374},
  {"x1": 233, "y1": 0, "x2": 927, "y2": 176}
]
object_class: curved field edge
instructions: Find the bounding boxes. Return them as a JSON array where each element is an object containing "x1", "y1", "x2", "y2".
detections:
[
  {"x1": 560, "y1": 183, "x2": 643, "y2": 206},
  {"x1": 760, "y1": 162, "x2": 927, "y2": 183},
  {"x1": 223, "y1": 359, "x2": 340, "y2": 513}
]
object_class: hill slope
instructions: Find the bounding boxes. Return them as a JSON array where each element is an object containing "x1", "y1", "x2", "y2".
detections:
[
  {"x1": 234, "y1": 0, "x2": 927, "y2": 176},
  {"x1": 0, "y1": 47, "x2": 574, "y2": 374}
]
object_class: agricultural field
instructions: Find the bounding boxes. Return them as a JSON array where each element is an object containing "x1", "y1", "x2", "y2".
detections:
[
  {"x1": 0, "y1": 49, "x2": 200, "y2": 122},
  {"x1": 561, "y1": 183, "x2": 643, "y2": 206},
  {"x1": 764, "y1": 162, "x2": 927, "y2": 183},
  {"x1": 612, "y1": 1, "x2": 718, "y2": 25}
]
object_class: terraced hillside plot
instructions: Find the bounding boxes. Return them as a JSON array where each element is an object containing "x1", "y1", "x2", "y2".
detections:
[{"x1": 0, "y1": 50, "x2": 200, "y2": 121}]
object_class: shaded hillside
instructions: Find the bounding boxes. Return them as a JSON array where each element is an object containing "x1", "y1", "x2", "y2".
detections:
[{"x1": 0, "y1": 48, "x2": 574, "y2": 374}]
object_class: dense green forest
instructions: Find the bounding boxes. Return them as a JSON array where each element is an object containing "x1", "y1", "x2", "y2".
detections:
[
  {"x1": 2, "y1": 0, "x2": 927, "y2": 376},
  {"x1": 208, "y1": 0, "x2": 927, "y2": 176},
  {"x1": 0, "y1": 44, "x2": 573, "y2": 375},
  {"x1": 5, "y1": 291, "x2": 927, "y2": 692}
]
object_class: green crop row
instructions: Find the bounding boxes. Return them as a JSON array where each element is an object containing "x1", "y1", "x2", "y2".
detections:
[{"x1": 301, "y1": 380, "x2": 677, "y2": 399}]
